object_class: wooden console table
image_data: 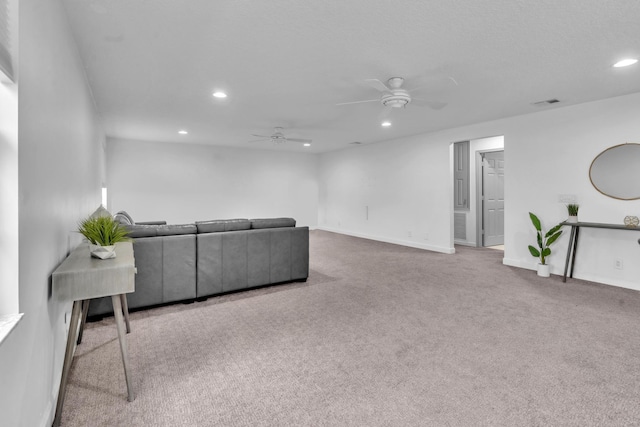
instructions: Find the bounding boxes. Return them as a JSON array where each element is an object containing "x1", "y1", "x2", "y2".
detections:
[
  {"x1": 562, "y1": 221, "x2": 640, "y2": 282},
  {"x1": 52, "y1": 242, "x2": 136, "y2": 426}
]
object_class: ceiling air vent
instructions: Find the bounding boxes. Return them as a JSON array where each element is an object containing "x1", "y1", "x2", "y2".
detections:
[{"x1": 532, "y1": 99, "x2": 560, "y2": 107}]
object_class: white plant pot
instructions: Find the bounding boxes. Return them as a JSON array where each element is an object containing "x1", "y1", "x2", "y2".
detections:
[
  {"x1": 90, "y1": 244, "x2": 116, "y2": 259},
  {"x1": 536, "y1": 263, "x2": 550, "y2": 277},
  {"x1": 567, "y1": 215, "x2": 578, "y2": 223}
]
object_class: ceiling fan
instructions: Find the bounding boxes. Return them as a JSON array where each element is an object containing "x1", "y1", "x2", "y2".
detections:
[
  {"x1": 336, "y1": 76, "x2": 456, "y2": 111},
  {"x1": 249, "y1": 127, "x2": 312, "y2": 144}
]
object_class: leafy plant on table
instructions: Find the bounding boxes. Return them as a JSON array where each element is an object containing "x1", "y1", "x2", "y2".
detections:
[
  {"x1": 527, "y1": 212, "x2": 563, "y2": 265},
  {"x1": 78, "y1": 215, "x2": 130, "y2": 246},
  {"x1": 566, "y1": 204, "x2": 579, "y2": 216}
]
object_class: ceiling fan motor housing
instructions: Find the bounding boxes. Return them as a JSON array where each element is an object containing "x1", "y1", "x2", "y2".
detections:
[
  {"x1": 381, "y1": 90, "x2": 411, "y2": 108},
  {"x1": 271, "y1": 127, "x2": 286, "y2": 142}
]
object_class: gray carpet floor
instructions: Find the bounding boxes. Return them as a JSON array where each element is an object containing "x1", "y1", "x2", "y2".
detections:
[{"x1": 60, "y1": 230, "x2": 640, "y2": 426}]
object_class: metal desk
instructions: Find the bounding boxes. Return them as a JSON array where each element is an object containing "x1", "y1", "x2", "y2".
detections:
[
  {"x1": 562, "y1": 221, "x2": 640, "y2": 282},
  {"x1": 52, "y1": 242, "x2": 136, "y2": 426}
]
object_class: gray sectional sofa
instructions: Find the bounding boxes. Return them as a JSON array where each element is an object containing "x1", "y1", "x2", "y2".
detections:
[{"x1": 87, "y1": 216, "x2": 309, "y2": 317}]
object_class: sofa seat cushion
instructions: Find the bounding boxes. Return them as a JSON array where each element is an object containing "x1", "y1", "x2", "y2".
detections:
[{"x1": 250, "y1": 217, "x2": 296, "y2": 229}]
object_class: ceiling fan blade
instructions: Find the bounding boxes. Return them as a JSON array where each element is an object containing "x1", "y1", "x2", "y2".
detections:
[
  {"x1": 286, "y1": 138, "x2": 312, "y2": 143},
  {"x1": 336, "y1": 99, "x2": 379, "y2": 106},
  {"x1": 248, "y1": 138, "x2": 269, "y2": 143},
  {"x1": 412, "y1": 98, "x2": 448, "y2": 110},
  {"x1": 364, "y1": 79, "x2": 391, "y2": 92},
  {"x1": 251, "y1": 134, "x2": 271, "y2": 138}
]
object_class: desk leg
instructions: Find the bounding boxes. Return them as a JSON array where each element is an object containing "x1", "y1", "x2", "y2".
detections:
[
  {"x1": 112, "y1": 294, "x2": 135, "y2": 402},
  {"x1": 53, "y1": 299, "x2": 83, "y2": 427},
  {"x1": 563, "y1": 226, "x2": 576, "y2": 283},
  {"x1": 77, "y1": 299, "x2": 90, "y2": 345},
  {"x1": 120, "y1": 293, "x2": 131, "y2": 334}
]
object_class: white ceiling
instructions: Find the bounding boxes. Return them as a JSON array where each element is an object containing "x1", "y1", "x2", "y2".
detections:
[{"x1": 61, "y1": 0, "x2": 640, "y2": 153}]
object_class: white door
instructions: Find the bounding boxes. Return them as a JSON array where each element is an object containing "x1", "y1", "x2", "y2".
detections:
[{"x1": 482, "y1": 151, "x2": 504, "y2": 246}]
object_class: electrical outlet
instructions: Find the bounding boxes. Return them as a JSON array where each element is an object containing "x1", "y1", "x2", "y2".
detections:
[
  {"x1": 407, "y1": 231, "x2": 412, "y2": 238},
  {"x1": 615, "y1": 259, "x2": 623, "y2": 270}
]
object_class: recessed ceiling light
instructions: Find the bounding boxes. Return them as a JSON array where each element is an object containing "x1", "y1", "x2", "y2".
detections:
[
  {"x1": 613, "y1": 58, "x2": 638, "y2": 68},
  {"x1": 178, "y1": 130, "x2": 188, "y2": 135},
  {"x1": 303, "y1": 143, "x2": 311, "y2": 147},
  {"x1": 381, "y1": 121, "x2": 392, "y2": 127},
  {"x1": 212, "y1": 91, "x2": 227, "y2": 98}
]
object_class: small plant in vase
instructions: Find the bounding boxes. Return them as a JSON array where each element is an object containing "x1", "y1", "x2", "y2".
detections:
[
  {"x1": 78, "y1": 215, "x2": 130, "y2": 259},
  {"x1": 527, "y1": 212, "x2": 563, "y2": 277},
  {"x1": 566, "y1": 204, "x2": 579, "y2": 223}
]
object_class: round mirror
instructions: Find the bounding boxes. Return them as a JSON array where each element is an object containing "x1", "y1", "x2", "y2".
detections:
[{"x1": 589, "y1": 143, "x2": 640, "y2": 200}]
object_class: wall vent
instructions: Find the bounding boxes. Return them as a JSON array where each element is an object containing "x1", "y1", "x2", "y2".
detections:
[{"x1": 532, "y1": 99, "x2": 560, "y2": 107}]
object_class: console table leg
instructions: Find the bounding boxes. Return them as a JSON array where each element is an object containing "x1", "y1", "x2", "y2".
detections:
[
  {"x1": 563, "y1": 226, "x2": 576, "y2": 283},
  {"x1": 77, "y1": 299, "x2": 90, "y2": 345},
  {"x1": 120, "y1": 294, "x2": 131, "y2": 334},
  {"x1": 569, "y1": 227, "x2": 580, "y2": 279},
  {"x1": 112, "y1": 294, "x2": 135, "y2": 402},
  {"x1": 53, "y1": 299, "x2": 83, "y2": 427}
]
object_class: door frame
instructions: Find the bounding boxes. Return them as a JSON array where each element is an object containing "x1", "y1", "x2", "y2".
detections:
[{"x1": 475, "y1": 149, "x2": 504, "y2": 247}]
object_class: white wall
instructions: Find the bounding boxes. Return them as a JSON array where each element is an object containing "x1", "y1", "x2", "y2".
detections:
[
  {"x1": 107, "y1": 138, "x2": 319, "y2": 227},
  {"x1": 318, "y1": 135, "x2": 455, "y2": 253},
  {"x1": 0, "y1": 0, "x2": 106, "y2": 425},
  {"x1": 319, "y1": 92, "x2": 640, "y2": 289},
  {"x1": 503, "y1": 94, "x2": 640, "y2": 290},
  {"x1": 0, "y1": 78, "x2": 19, "y2": 314}
]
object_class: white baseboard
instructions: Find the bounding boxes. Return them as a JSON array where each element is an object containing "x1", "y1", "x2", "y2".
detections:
[
  {"x1": 316, "y1": 226, "x2": 455, "y2": 254},
  {"x1": 502, "y1": 257, "x2": 537, "y2": 271},
  {"x1": 568, "y1": 273, "x2": 640, "y2": 292},
  {"x1": 503, "y1": 258, "x2": 640, "y2": 292}
]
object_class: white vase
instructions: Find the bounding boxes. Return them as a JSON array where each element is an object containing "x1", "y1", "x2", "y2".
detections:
[
  {"x1": 536, "y1": 263, "x2": 550, "y2": 277},
  {"x1": 567, "y1": 215, "x2": 578, "y2": 223},
  {"x1": 90, "y1": 244, "x2": 116, "y2": 259}
]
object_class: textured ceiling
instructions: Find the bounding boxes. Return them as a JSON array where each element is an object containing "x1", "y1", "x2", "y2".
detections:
[{"x1": 61, "y1": 0, "x2": 640, "y2": 153}]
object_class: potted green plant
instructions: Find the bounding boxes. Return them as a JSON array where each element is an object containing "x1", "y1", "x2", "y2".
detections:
[
  {"x1": 78, "y1": 215, "x2": 130, "y2": 259},
  {"x1": 566, "y1": 204, "x2": 579, "y2": 223},
  {"x1": 527, "y1": 212, "x2": 563, "y2": 277}
]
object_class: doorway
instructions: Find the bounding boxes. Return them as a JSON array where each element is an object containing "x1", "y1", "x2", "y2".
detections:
[
  {"x1": 452, "y1": 136, "x2": 504, "y2": 248},
  {"x1": 477, "y1": 150, "x2": 504, "y2": 247}
]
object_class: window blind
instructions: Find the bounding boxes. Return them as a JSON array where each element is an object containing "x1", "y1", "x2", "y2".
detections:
[{"x1": 0, "y1": 0, "x2": 14, "y2": 82}]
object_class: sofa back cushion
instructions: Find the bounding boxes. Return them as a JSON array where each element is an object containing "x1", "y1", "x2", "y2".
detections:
[
  {"x1": 250, "y1": 218, "x2": 296, "y2": 229},
  {"x1": 114, "y1": 211, "x2": 134, "y2": 225},
  {"x1": 156, "y1": 224, "x2": 198, "y2": 236},
  {"x1": 90, "y1": 205, "x2": 112, "y2": 219},
  {"x1": 125, "y1": 223, "x2": 197, "y2": 237},
  {"x1": 196, "y1": 218, "x2": 251, "y2": 234},
  {"x1": 125, "y1": 224, "x2": 158, "y2": 238}
]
